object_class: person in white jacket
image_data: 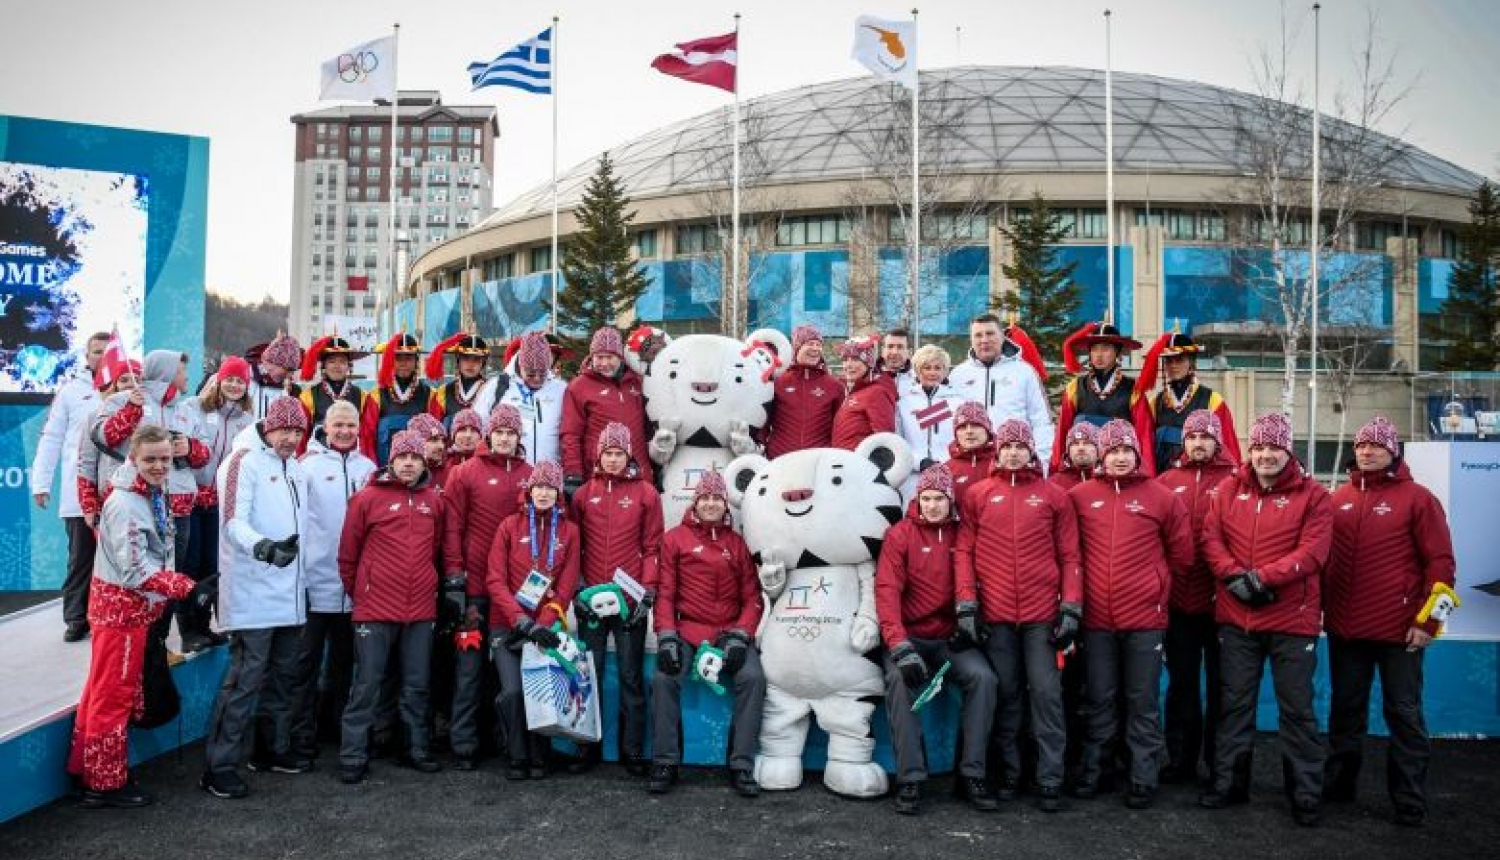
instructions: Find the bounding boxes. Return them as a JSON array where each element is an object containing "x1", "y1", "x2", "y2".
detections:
[
  {"x1": 246, "y1": 334, "x2": 303, "y2": 418},
  {"x1": 947, "y1": 313, "x2": 1055, "y2": 469},
  {"x1": 201, "y1": 396, "x2": 311, "y2": 800},
  {"x1": 288, "y1": 400, "x2": 376, "y2": 758},
  {"x1": 28, "y1": 331, "x2": 109, "y2": 641},
  {"x1": 475, "y1": 331, "x2": 564, "y2": 466},
  {"x1": 895, "y1": 344, "x2": 962, "y2": 471}
]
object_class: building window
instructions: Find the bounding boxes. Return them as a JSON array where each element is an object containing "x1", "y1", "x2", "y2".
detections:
[
  {"x1": 1198, "y1": 212, "x2": 1227, "y2": 242},
  {"x1": 365, "y1": 187, "x2": 380, "y2": 201},
  {"x1": 779, "y1": 214, "x2": 850, "y2": 246},
  {"x1": 632, "y1": 230, "x2": 658, "y2": 258},
  {"x1": 483, "y1": 254, "x2": 515, "y2": 280},
  {"x1": 428, "y1": 207, "x2": 448, "y2": 225},
  {"x1": 350, "y1": 127, "x2": 363, "y2": 142},
  {"x1": 364, "y1": 252, "x2": 378, "y2": 268},
  {"x1": 888, "y1": 211, "x2": 983, "y2": 242},
  {"x1": 430, "y1": 148, "x2": 451, "y2": 163},
  {"x1": 410, "y1": 126, "x2": 423, "y2": 142},
  {"x1": 315, "y1": 143, "x2": 326, "y2": 157},
  {"x1": 430, "y1": 231, "x2": 447, "y2": 243},
  {"x1": 329, "y1": 125, "x2": 340, "y2": 138},
  {"x1": 1439, "y1": 229, "x2": 1460, "y2": 258},
  {"x1": 429, "y1": 126, "x2": 453, "y2": 143},
  {"x1": 349, "y1": 145, "x2": 362, "y2": 161},
  {"x1": 316, "y1": 122, "x2": 328, "y2": 138},
  {"x1": 530, "y1": 246, "x2": 553, "y2": 271},
  {"x1": 367, "y1": 146, "x2": 382, "y2": 163},
  {"x1": 675, "y1": 224, "x2": 721, "y2": 256},
  {"x1": 1077, "y1": 208, "x2": 1107, "y2": 239},
  {"x1": 367, "y1": 126, "x2": 382, "y2": 142},
  {"x1": 458, "y1": 148, "x2": 472, "y2": 163},
  {"x1": 1356, "y1": 220, "x2": 1403, "y2": 251},
  {"x1": 396, "y1": 127, "x2": 407, "y2": 143},
  {"x1": 367, "y1": 166, "x2": 381, "y2": 182},
  {"x1": 429, "y1": 188, "x2": 449, "y2": 203},
  {"x1": 346, "y1": 187, "x2": 359, "y2": 201},
  {"x1": 458, "y1": 127, "x2": 475, "y2": 144}
]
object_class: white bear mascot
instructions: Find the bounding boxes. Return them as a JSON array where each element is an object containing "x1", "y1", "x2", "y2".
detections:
[
  {"x1": 636, "y1": 329, "x2": 791, "y2": 525},
  {"x1": 724, "y1": 433, "x2": 914, "y2": 798}
]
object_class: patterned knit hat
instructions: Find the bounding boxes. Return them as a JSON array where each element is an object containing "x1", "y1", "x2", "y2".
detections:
[
  {"x1": 1249, "y1": 413, "x2": 1293, "y2": 452},
  {"x1": 486, "y1": 403, "x2": 523, "y2": 436},
  {"x1": 261, "y1": 334, "x2": 303, "y2": 371},
  {"x1": 1182, "y1": 409, "x2": 1224, "y2": 446},
  {"x1": 693, "y1": 468, "x2": 729, "y2": 501},
  {"x1": 1065, "y1": 421, "x2": 1100, "y2": 447},
  {"x1": 953, "y1": 401, "x2": 993, "y2": 436},
  {"x1": 790, "y1": 325, "x2": 823, "y2": 364},
  {"x1": 451, "y1": 408, "x2": 484, "y2": 436},
  {"x1": 1096, "y1": 419, "x2": 1141, "y2": 459},
  {"x1": 589, "y1": 327, "x2": 624, "y2": 360},
  {"x1": 525, "y1": 459, "x2": 565, "y2": 491},
  {"x1": 838, "y1": 335, "x2": 878, "y2": 370},
  {"x1": 216, "y1": 356, "x2": 252, "y2": 384},
  {"x1": 1354, "y1": 415, "x2": 1400, "y2": 457},
  {"x1": 406, "y1": 413, "x2": 447, "y2": 441},
  {"x1": 262, "y1": 396, "x2": 309, "y2": 433},
  {"x1": 596, "y1": 421, "x2": 633, "y2": 457},
  {"x1": 994, "y1": 419, "x2": 1036, "y2": 455},
  {"x1": 388, "y1": 429, "x2": 425, "y2": 461},
  {"x1": 516, "y1": 331, "x2": 553, "y2": 376},
  {"x1": 914, "y1": 463, "x2": 955, "y2": 501}
]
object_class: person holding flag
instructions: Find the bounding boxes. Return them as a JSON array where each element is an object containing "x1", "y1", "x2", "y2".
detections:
[{"x1": 894, "y1": 344, "x2": 960, "y2": 472}]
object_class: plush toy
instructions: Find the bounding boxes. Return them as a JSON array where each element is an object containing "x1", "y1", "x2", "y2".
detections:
[
  {"x1": 692, "y1": 642, "x2": 728, "y2": 695},
  {"x1": 636, "y1": 329, "x2": 791, "y2": 526},
  {"x1": 724, "y1": 433, "x2": 914, "y2": 798},
  {"x1": 576, "y1": 583, "x2": 627, "y2": 627}
]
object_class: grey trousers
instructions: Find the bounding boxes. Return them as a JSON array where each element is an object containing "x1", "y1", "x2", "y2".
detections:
[
  {"x1": 61, "y1": 517, "x2": 96, "y2": 625},
  {"x1": 652, "y1": 646, "x2": 766, "y2": 770},
  {"x1": 884, "y1": 638, "x2": 998, "y2": 783},
  {"x1": 491, "y1": 634, "x2": 531, "y2": 763},
  {"x1": 579, "y1": 617, "x2": 648, "y2": 760},
  {"x1": 1080, "y1": 629, "x2": 1166, "y2": 790},
  {"x1": 289, "y1": 611, "x2": 354, "y2": 750},
  {"x1": 985, "y1": 622, "x2": 1066, "y2": 788},
  {"x1": 1213, "y1": 626, "x2": 1324, "y2": 806},
  {"x1": 1327, "y1": 635, "x2": 1428, "y2": 810},
  {"x1": 205, "y1": 626, "x2": 303, "y2": 773},
  {"x1": 339, "y1": 620, "x2": 434, "y2": 768}
]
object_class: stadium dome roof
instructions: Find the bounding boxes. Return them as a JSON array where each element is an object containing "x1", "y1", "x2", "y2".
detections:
[{"x1": 482, "y1": 65, "x2": 1482, "y2": 228}]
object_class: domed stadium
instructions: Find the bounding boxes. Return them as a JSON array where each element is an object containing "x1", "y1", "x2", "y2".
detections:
[{"x1": 403, "y1": 65, "x2": 1482, "y2": 376}]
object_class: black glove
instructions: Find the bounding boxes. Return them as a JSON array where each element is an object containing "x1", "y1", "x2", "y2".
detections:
[
  {"x1": 657, "y1": 632, "x2": 684, "y2": 676},
  {"x1": 563, "y1": 475, "x2": 584, "y2": 506},
  {"x1": 890, "y1": 641, "x2": 928, "y2": 690},
  {"x1": 528, "y1": 623, "x2": 562, "y2": 650},
  {"x1": 505, "y1": 616, "x2": 536, "y2": 651},
  {"x1": 573, "y1": 594, "x2": 600, "y2": 627},
  {"x1": 955, "y1": 601, "x2": 987, "y2": 646},
  {"x1": 628, "y1": 589, "x2": 656, "y2": 627},
  {"x1": 1051, "y1": 602, "x2": 1083, "y2": 652},
  {"x1": 718, "y1": 629, "x2": 751, "y2": 674},
  {"x1": 438, "y1": 575, "x2": 467, "y2": 631},
  {"x1": 189, "y1": 575, "x2": 218, "y2": 613},
  {"x1": 1226, "y1": 570, "x2": 1277, "y2": 608},
  {"x1": 253, "y1": 535, "x2": 298, "y2": 568}
]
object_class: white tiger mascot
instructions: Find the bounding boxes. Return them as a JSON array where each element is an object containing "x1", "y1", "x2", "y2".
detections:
[
  {"x1": 724, "y1": 433, "x2": 914, "y2": 798},
  {"x1": 636, "y1": 329, "x2": 791, "y2": 526}
]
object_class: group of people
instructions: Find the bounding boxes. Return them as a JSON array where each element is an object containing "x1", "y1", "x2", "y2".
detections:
[{"x1": 31, "y1": 314, "x2": 1455, "y2": 831}]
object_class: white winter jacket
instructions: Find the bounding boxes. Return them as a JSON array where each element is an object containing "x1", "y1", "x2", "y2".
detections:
[
  {"x1": 894, "y1": 376, "x2": 963, "y2": 467},
  {"x1": 299, "y1": 434, "x2": 376, "y2": 613},
  {"x1": 216, "y1": 425, "x2": 310, "y2": 630},
  {"x1": 475, "y1": 375, "x2": 566, "y2": 466},
  {"x1": 28, "y1": 370, "x2": 100, "y2": 518},
  {"x1": 947, "y1": 352, "x2": 1056, "y2": 468}
]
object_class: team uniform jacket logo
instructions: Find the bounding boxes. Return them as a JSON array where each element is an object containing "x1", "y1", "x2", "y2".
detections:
[
  {"x1": 1124, "y1": 499, "x2": 1145, "y2": 514},
  {"x1": 1273, "y1": 496, "x2": 1290, "y2": 509},
  {"x1": 1025, "y1": 494, "x2": 1044, "y2": 507},
  {"x1": 1373, "y1": 501, "x2": 1393, "y2": 516},
  {"x1": 1340, "y1": 502, "x2": 1355, "y2": 511}
]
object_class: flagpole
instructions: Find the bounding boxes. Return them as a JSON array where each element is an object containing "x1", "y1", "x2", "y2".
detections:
[
  {"x1": 1308, "y1": 2, "x2": 1322, "y2": 471},
  {"x1": 910, "y1": 7, "x2": 921, "y2": 348},
  {"x1": 730, "y1": 12, "x2": 742, "y2": 339},
  {"x1": 387, "y1": 22, "x2": 401, "y2": 339},
  {"x1": 1104, "y1": 9, "x2": 1115, "y2": 325},
  {"x1": 550, "y1": 15, "x2": 561, "y2": 334}
]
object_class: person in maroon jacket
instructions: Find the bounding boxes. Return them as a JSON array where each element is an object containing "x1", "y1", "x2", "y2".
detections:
[
  {"x1": 1198, "y1": 412, "x2": 1332, "y2": 826},
  {"x1": 831, "y1": 334, "x2": 898, "y2": 450},
  {"x1": 485, "y1": 459, "x2": 581, "y2": 780},
  {"x1": 763, "y1": 325, "x2": 845, "y2": 458},
  {"x1": 448, "y1": 407, "x2": 484, "y2": 461},
  {"x1": 1324, "y1": 417, "x2": 1457, "y2": 827},
  {"x1": 649, "y1": 470, "x2": 765, "y2": 797},
  {"x1": 440, "y1": 404, "x2": 532, "y2": 769},
  {"x1": 1069, "y1": 419, "x2": 1193, "y2": 809},
  {"x1": 879, "y1": 464, "x2": 1000, "y2": 815},
  {"x1": 1051, "y1": 422, "x2": 1100, "y2": 493},
  {"x1": 336, "y1": 430, "x2": 448, "y2": 784},
  {"x1": 560, "y1": 327, "x2": 652, "y2": 499},
  {"x1": 955, "y1": 420, "x2": 1081, "y2": 812},
  {"x1": 569, "y1": 422, "x2": 664, "y2": 774},
  {"x1": 946, "y1": 402, "x2": 996, "y2": 506},
  {"x1": 405, "y1": 413, "x2": 458, "y2": 492},
  {"x1": 1156, "y1": 409, "x2": 1238, "y2": 785}
]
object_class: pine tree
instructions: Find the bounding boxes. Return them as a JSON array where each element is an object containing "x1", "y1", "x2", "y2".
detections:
[
  {"x1": 998, "y1": 191, "x2": 1081, "y2": 361},
  {"x1": 1429, "y1": 180, "x2": 1500, "y2": 371},
  {"x1": 555, "y1": 152, "x2": 649, "y2": 358}
]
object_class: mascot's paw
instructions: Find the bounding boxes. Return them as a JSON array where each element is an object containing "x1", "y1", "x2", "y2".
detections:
[
  {"x1": 727, "y1": 420, "x2": 758, "y2": 456},
  {"x1": 754, "y1": 755, "x2": 804, "y2": 791},
  {"x1": 823, "y1": 760, "x2": 889, "y2": 799},
  {"x1": 849, "y1": 616, "x2": 880, "y2": 653},
  {"x1": 758, "y1": 547, "x2": 787, "y2": 596}
]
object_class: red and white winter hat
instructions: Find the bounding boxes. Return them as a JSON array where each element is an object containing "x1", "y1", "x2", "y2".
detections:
[
  {"x1": 953, "y1": 401, "x2": 993, "y2": 437},
  {"x1": 1249, "y1": 413, "x2": 1294, "y2": 452},
  {"x1": 388, "y1": 430, "x2": 425, "y2": 461},
  {"x1": 914, "y1": 463, "x2": 955, "y2": 501},
  {"x1": 525, "y1": 459, "x2": 565, "y2": 491},
  {"x1": 262, "y1": 396, "x2": 309, "y2": 433},
  {"x1": 596, "y1": 421, "x2": 633, "y2": 457},
  {"x1": 790, "y1": 325, "x2": 823, "y2": 360},
  {"x1": 261, "y1": 334, "x2": 304, "y2": 371},
  {"x1": 216, "y1": 356, "x2": 252, "y2": 384},
  {"x1": 486, "y1": 404, "x2": 523, "y2": 437},
  {"x1": 451, "y1": 408, "x2": 484, "y2": 436},
  {"x1": 994, "y1": 419, "x2": 1036, "y2": 456},
  {"x1": 693, "y1": 468, "x2": 729, "y2": 501},
  {"x1": 1096, "y1": 419, "x2": 1141, "y2": 459},
  {"x1": 589, "y1": 327, "x2": 624, "y2": 360},
  {"x1": 1354, "y1": 415, "x2": 1401, "y2": 457},
  {"x1": 406, "y1": 413, "x2": 447, "y2": 442},
  {"x1": 1182, "y1": 409, "x2": 1224, "y2": 446},
  {"x1": 839, "y1": 335, "x2": 878, "y2": 370},
  {"x1": 516, "y1": 331, "x2": 552, "y2": 376}
]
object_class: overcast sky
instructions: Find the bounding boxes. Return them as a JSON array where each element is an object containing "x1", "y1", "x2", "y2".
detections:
[{"x1": 3, "y1": 0, "x2": 1496, "y2": 303}]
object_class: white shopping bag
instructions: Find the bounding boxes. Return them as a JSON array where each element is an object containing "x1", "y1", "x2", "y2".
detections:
[{"x1": 520, "y1": 637, "x2": 602, "y2": 743}]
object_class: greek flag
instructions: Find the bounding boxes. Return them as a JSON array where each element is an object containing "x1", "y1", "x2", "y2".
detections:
[{"x1": 468, "y1": 28, "x2": 552, "y2": 94}]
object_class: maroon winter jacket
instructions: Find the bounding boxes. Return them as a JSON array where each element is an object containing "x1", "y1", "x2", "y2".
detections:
[
  {"x1": 877, "y1": 502, "x2": 961, "y2": 645},
  {"x1": 947, "y1": 439, "x2": 996, "y2": 506},
  {"x1": 1049, "y1": 466, "x2": 1090, "y2": 494},
  {"x1": 1156, "y1": 454, "x2": 1238, "y2": 615},
  {"x1": 654, "y1": 507, "x2": 761, "y2": 647},
  {"x1": 560, "y1": 366, "x2": 652, "y2": 482},
  {"x1": 1202, "y1": 460, "x2": 1332, "y2": 637},
  {"x1": 1071, "y1": 470, "x2": 1195, "y2": 632},
  {"x1": 338, "y1": 470, "x2": 446, "y2": 624},
  {"x1": 485, "y1": 503, "x2": 581, "y2": 631},
  {"x1": 956, "y1": 465, "x2": 1083, "y2": 626},
  {"x1": 763, "y1": 363, "x2": 846, "y2": 459},
  {"x1": 1325, "y1": 462, "x2": 1456, "y2": 643},
  {"x1": 831, "y1": 373, "x2": 897, "y2": 451},
  {"x1": 570, "y1": 464, "x2": 664, "y2": 603},
  {"x1": 442, "y1": 450, "x2": 532, "y2": 598},
  {"x1": 424, "y1": 450, "x2": 469, "y2": 494}
]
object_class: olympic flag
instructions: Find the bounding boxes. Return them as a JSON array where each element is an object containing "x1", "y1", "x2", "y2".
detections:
[{"x1": 319, "y1": 35, "x2": 397, "y2": 102}]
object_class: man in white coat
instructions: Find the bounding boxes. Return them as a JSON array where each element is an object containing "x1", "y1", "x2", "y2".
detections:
[
  {"x1": 947, "y1": 313, "x2": 1054, "y2": 469},
  {"x1": 475, "y1": 331, "x2": 564, "y2": 466},
  {"x1": 28, "y1": 332, "x2": 109, "y2": 641}
]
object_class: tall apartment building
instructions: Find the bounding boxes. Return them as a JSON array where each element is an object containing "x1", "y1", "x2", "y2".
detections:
[{"x1": 288, "y1": 90, "x2": 497, "y2": 344}]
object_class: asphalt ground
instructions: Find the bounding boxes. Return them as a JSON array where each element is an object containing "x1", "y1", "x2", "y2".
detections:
[{"x1": 4, "y1": 736, "x2": 1496, "y2": 860}]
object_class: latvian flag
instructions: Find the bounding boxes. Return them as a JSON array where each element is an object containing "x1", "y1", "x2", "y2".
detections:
[
  {"x1": 650, "y1": 31, "x2": 737, "y2": 93},
  {"x1": 913, "y1": 399, "x2": 953, "y2": 430}
]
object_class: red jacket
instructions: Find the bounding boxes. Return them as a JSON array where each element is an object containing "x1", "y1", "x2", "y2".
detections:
[
  {"x1": 442, "y1": 451, "x2": 532, "y2": 598},
  {"x1": 877, "y1": 503, "x2": 961, "y2": 644},
  {"x1": 763, "y1": 363, "x2": 845, "y2": 459},
  {"x1": 1202, "y1": 460, "x2": 1332, "y2": 637},
  {"x1": 570, "y1": 466, "x2": 664, "y2": 602},
  {"x1": 831, "y1": 374, "x2": 897, "y2": 450},
  {"x1": 560, "y1": 367, "x2": 652, "y2": 482},
  {"x1": 1051, "y1": 376, "x2": 1156, "y2": 477},
  {"x1": 485, "y1": 504, "x2": 581, "y2": 631},
  {"x1": 654, "y1": 507, "x2": 761, "y2": 647},
  {"x1": 1156, "y1": 455, "x2": 1237, "y2": 614},
  {"x1": 1049, "y1": 466, "x2": 1090, "y2": 493},
  {"x1": 955, "y1": 466, "x2": 1082, "y2": 625},
  {"x1": 946, "y1": 440, "x2": 996, "y2": 506},
  {"x1": 1325, "y1": 463, "x2": 1456, "y2": 643},
  {"x1": 1070, "y1": 471, "x2": 1195, "y2": 632},
  {"x1": 337, "y1": 470, "x2": 446, "y2": 624}
]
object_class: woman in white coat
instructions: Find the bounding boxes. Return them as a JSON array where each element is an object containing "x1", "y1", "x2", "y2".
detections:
[{"x1": 895, "y1": 345, "x2": 962, "y2": 498}]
